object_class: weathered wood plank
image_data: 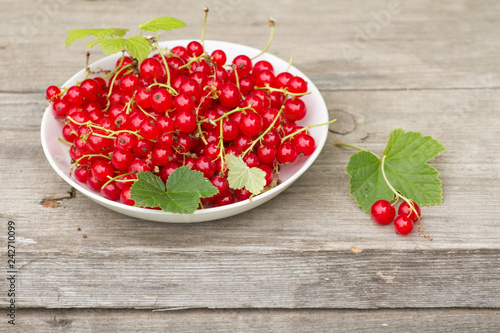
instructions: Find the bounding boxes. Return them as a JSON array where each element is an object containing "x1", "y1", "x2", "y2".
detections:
[
  {"x1": 6, "y1": 249, "x2": 499, "y2": 309},
  {"x1": 12, "y1": 308, "x2": 500, "y2": 333},
  {"x1": 0, "y1": 0, "x2": 499, "y2": 92}
]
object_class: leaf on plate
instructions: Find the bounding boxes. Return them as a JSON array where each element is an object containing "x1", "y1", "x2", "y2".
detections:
[
  {"x1": 66, "y1": 28, "x2": 128, "y2": 48},
  {"x1": 226, "y1": 154, "x2": 266, "y2": 196},
  {"x1": 346, "y1": 129, "x2": 446, "y2": 213},
  {"x1": 130, "y1": 167, "x2": 218, "y2": 215},
  {"x1": 138, "y1": 17, "x2": 187, "y2": 33}
]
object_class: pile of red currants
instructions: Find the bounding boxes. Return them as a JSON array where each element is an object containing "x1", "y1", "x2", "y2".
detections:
[{"x1": 45, "y1": 40, "x2": 318, "y2": 209}]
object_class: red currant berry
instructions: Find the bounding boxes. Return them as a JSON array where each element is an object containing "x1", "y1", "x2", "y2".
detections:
[
  {"x1": 187, "y1": 41, "x2": 204, "y2": 57},
  {"x1": 52, "y1": 99, "x2": 68, "y2": 117},
  {"x1": 394, "y1": 215, "x2": 414, "y2": 235},
  {"x1": 133, "y1": 139, "x2": 154, "y2": 158},
  {"x1": 151, "y1": 145, "x2": 174, "y2": 166},
  {"x1": 128, "y1": 159, "x2": 153, "y2": 177},
  {"x1": 91, "y1": 160, "x2": 114, "y2": 182},
  {"x1": 46, "y1": 85, "x2": 61, "y2": 100},
  {"x1": 139, "y1": 119, "x2": 159, "y2": 140},
  {"x1": 239, "y1": 112, "x2": 263, "y2": 137},
  {"x1": 174, "y1": 93, "x2": 196, "y2": 112},
  {"x1": 120, "y1": 188, "x2": 135, "y2": 206},
  {"x1": 74, "y1": 165, "x2": 90, "y2": 183},
  {"x1": 232, "y1": 54, "x2": 253, "y2": 77},
  {"x1": 234, "y1": 188, "x2": 253, "y2": 201},
  {"x1": 101, "y1": 181, "x2": 121, "y2": 201},
  {"x1": 222, "y1": 118, "x2": 240, "y2": 141},
  {"x1": 257, "y1": 144, "x2": 277, "y2": 164},
  {"x1": 215, "y1": 192, "x2": 236, "y2": 207},
  {"x1": 211, "y1": 49, "x2": 227, "y2": 68},
  {"x1": 398, "y1": 201, "x2": 421, "y2": 222},
  {"x1": 151, "y1": 88, "x2": 173, "y2": 112},
  {"x1": 287, "y1": 76, "x2": 308, "y2": 94},
  {"x1": 218, "y1": 83, "x2": 240, "y2": 109},
  {"x1": 175, "y1": 110, "x2": 197, "y2": 133},
  {"x1": 275, "y1": 72, "x2": 293, "y2": 89},
  {"x1": 171, "y1": 46, "x2": 188, "y2": 58},
  {"x1": 255, "y1": 70, "x2": 275, "y2": 88},
  {"x1": 116, "y1": 56, "x2": 132, "y2": 69},
  {"x1": 119, "y1": 74, "x2": 141, "y2": 95},
  {"x1": 276, "y1": 142, "x2": 298, "y2": 164},
  {"x1": 111, "y1": 148, "x2": 134, "y2": 170},
  {"x1": 87, "y1": 175, "x2": 104, "y2": 192},
  {"x1": 65, "y1": 86, "x2": 84, "y2": 106},
  {"x1": 283, "y1": 98, "x2": 307, "y2": 121},
  {"x1": 370, "y1": 200, "x2": 396, "y2": 225},
  {"x1": 292, "y1": 133, "x2": 316, "y2": 156},
  {"x1": 140, "y1": 57, "x2": 164, "y2": 83}
]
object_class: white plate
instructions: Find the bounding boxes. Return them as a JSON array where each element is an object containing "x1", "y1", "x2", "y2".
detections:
[{"x1": 41, "y1": 40, "x2": 329, "y2": 223}]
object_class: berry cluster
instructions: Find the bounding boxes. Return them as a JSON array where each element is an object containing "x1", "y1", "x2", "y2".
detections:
[
  {"x1": 370, "y1": 200, "x2": 421, "y2": 235},
  {"x1": 46, "y1": 41, "x2": 318, "y2": 209}
]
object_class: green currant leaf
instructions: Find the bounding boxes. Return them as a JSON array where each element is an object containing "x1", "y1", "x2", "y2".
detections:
[
  {"x1": 85, "y1": 36, "x2": 152, "y2": 61},
  {"x1": 345, "y1": 129, "x2": 446, "y2": 213},
  {"x1": 138, "y1": 17, "x2": 187, "y2": 33},
  {"x1": 123, "y1": 36, "x2": 154, "y2": 62},
  {"x1": 226, "y1": 155, "x2": 266, "y2": 196},
  {"x1": 66, "y1": 28, "x2": 128, "y2": 48},
  {"x1": 85, "y1": 37, "x2": 129, "y2": 55},
  {"x1": 130, "y1": 168, "x2": 218, "y2": 215}
]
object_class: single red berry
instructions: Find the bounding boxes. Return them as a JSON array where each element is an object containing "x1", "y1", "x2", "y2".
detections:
[
  {"x1": 91, "y1": 160, "x2": 114, "y2": 182},
  {"x1": 287, "y1": 76, "x2": 308, "y2": 94},
  {"x1": 133, "y1": 139, "x2": 154, "y2": 158},
  {"x1": 234, "y1": 188, "x2": 253, "y2": 201},
  {"x1": 151, "y1": 145, "x2": 174, "y2": 166},
  {"x1": 232, "y1": 134, "x2": 253, "y2": 152},
  {"x1": 187, "y1": 41, "x2": 204, "y2": 57},
  {"x1": 62, "y1": 124, "x2": 77, "y2": 142},
  {"x1": 239, "y1": 112, "x2": 263, "y2": 137},
  {"x1": 215, "y1": 192, "x2": 236, "y2": 207},
  {"x1": 116, "y1": 56, "x2": 132, "y2": 69},
  {"x1": 194, "y1": 156, "x2": 216, "y2": 179},
  {"x1": 275, "y1": 72, "x2": 293, "y2": 89},
  {"x1": 52, "y1": 99, "x2": 68, "y2": 117},
  {"x1": 74, "y1": 165, "x2": 90, "y2": 183},
  {"x1": 139, "y1": 119, "x2": 159, "y2": 140},
  {"x1": 239, "y1": 76, "x2": 255, "y2": 96},
  {"x1": 120, "y1": 188, "x2": 135, "y2": 206},
  {"x1": 87, "y1": 174, "x2": 104, "y2": 192},
  {"x1": 276, "y1": 142, "x2": 298, "y2": 164},
  {"x1": 211, "y1": 49, "x2": 227, "y2": 68},
  {"x1": 243, "y1": 153, "x2": 260, "y2": 168},
  {"x1": 283, "y1": 98, "x2": 307, "y2": 121},
  {"x1": 209, "y1": 175, "x2": 229, "y2": 198},
  {"x1": 218, "y1": 83, "x2": 240, "y2": 109},
  {"x1": 65, "y1": 86, "x2": 84, "y2": 106},
  {"x1": 128, "y1": 159, "x2": 153, "y2": 177},
  {"x1": 370, "y1": 200, "x2": 396, "y2": 225},
  {"x1": 171, "y1": 46, "x2": 188, "y2": 58},
  {"x1": 232, "y1": 54, "x2": 253, "y2": 77},
  {"x1": 101, "y1": 181, "x2": 121, "y2": 201},
  {"x1": 116, "y1": 173, "x2": 135, "y2": 190},
  {"x1": 151, "y1": 88, "x2": 173, "y2": 112},
  {"x1": 175, "y1": 110, "x2": 197, "y2": 133},
  {"x1": 174, "y1": 93, "x2": 196, "y2": 112},
  {"x1": 80, "y1": 78, "x2": 100, "y2": 102},
  {"x1": 119, "y1": 74, "x2": 141, "y2": 95},
  {"x1": 398, "y1": 201, "x2": 421, "y2": 222},
  {"x1": 111, "y1": 148, "x2": 134, "y2": 170},
  {"x1": 254, "y1": 70, "x2": 275, "y2": 88},
  {"x1": 140, "y1": 57, "x2": 164, "y2": 83},
  {"x1": 257, "y1": 144, "x2": 277, "y2": 164},
  {"x1": 394, "y1": 215, "x2": 414, "y2": 235},
  {"x1": 159, "y1": 162, "x2": 181, "y2": 183},
  {"x1": 222, "y1": 118, "x2": 240, "y2": 141},
  {"x1": 292, "y1": 133, "x2": 316, "y2": 156},
  {"x1": 259, "y1": 164, "x2": 274, "y2": 187},
  {"x1": 45, "y1": 85, "x2": 61, "y2": 100}
]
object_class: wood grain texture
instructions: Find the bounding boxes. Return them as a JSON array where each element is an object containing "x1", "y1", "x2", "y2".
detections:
[
  {"x1": 13, "y1": 308, "x2": 500, "y2": 333},
  {"x1": 0, "y1": 0, "x2": 499, "y2": 330}
]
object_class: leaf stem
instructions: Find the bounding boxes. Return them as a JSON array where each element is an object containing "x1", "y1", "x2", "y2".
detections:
[
  {"x1": 334, "y1": 141, "x2": 365, "y2": 151},
  {"x1": 380, "y1": 154, "x2": 420, "y2": 220}
]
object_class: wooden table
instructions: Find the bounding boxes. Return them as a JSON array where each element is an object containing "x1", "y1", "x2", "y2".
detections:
[{"x1": 1, "y1": 0, "x2": 499, "y2": 331}]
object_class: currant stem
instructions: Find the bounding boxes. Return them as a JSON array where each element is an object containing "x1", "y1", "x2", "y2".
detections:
[
  {"x1": 280, "y1": 119, "x2": 336, "y2": 143},
  {"x1": 285, "y1": 54, "x2": 294, "y2": 72},
  {"x1": 201, "y1": 7, "x2": 209, "y2": 51},
  {"x1": 137, "y1": 104, "x2": 158, "y2": 120},
  {"x1": 380, "y1": 154, "x2": 421, "y2": 220},
  {"x1": 57, "y1": 137, "x2": 72, "y2": 145},
  {"x1": 242, "y1": 105, "x2": 284, "y2": 157},
  {"x1": 254, "y1": 85, "x2": 311, "y2": 97},
  {"x1": 148, "y1": 82, "x2": 177, "y2": 96},
  {"x1": 252, "y1": 18, "x2": 275, "y2": 60},
  {"x1": 154, "y1": 37, "x2": 172, "y2": 87},
  {"x1": 100, "y1": 172, "x2": 134, "y2": 189}
]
